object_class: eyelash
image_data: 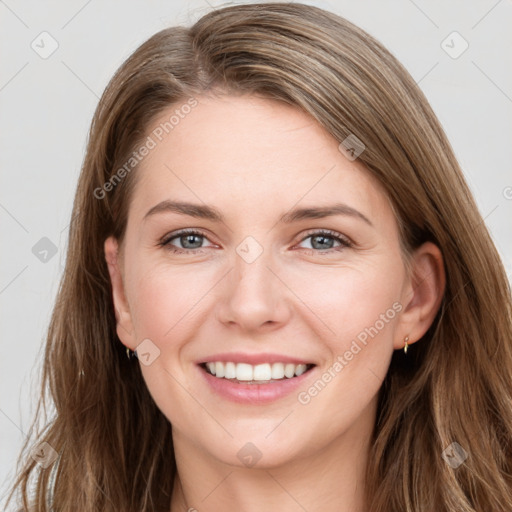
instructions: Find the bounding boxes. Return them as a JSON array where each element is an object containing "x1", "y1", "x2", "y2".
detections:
[{"x1": 158, "y1": 228, "x2": 353, "y2": 255}]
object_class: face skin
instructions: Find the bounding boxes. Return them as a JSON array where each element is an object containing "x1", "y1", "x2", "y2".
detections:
[{"x1": 105, "y1": 94, "x2": 445, "y2": 512}]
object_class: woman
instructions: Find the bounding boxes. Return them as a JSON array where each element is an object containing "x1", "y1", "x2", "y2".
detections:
[{"x1": 7, "y1": 2, "x2": 512, "y2": 511}]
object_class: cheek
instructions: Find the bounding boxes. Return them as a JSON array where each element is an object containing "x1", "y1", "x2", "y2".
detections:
[
  {"x1": 289, "y1": 260, "x2": 403, "y2": 410},
  {"x1": 129, "y1": 250, "x2": 404, "y2": 354},
  {"x1": 127, "y1": 266, "x2": 211, "y2": 427},
  {"x1": 291, "y1": 277, "x2": 400, "y2": 444},
  {"x1": 288, "y1": 259, "x2": 404, "y2": 347},
  {"x1": 128, "y1": 263, "x2": 210, "y2": 342}
]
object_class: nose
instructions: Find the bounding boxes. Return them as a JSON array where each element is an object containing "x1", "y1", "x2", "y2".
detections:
[{"x1": 215, "y1": 247, "x2": 292, "y2": 333}]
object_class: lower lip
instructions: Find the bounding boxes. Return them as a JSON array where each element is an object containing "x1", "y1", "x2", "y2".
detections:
[{"x1": 198, "y1": 365, "x2": 315, "y2": 404}]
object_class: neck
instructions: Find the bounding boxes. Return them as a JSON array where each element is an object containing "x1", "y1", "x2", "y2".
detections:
[{"x1": 170, "y1": 399, "x2": 376, "y2": 512}]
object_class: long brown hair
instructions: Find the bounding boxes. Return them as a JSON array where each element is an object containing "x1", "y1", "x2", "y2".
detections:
[{"x1": 6, "y1": 3, "x2": 512, "y2": 510}]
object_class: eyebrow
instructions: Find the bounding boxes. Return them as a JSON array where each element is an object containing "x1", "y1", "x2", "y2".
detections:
[{"x1": 143, "y1": 200, "x2": 373, "y2": 227}]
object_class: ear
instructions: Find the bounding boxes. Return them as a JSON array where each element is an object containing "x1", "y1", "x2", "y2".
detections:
[
  {"x1": 104, "y1": 236, "x2": 136, "y2": 350},
  {"x1": 395, "y1": 241, "x2": 446, "y2": 350}
]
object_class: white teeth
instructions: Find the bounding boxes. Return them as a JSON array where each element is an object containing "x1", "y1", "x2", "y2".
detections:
[
  {"x1": 236, "y1": 363, "x2": 253, "y2": 381},
  {"x1": 284, "y1": 363, "x2": 295, "y2": 378},
  {"x1": 253, "y1": 363, "x2": 272, "y2": 381},
  {"x1": 225, "y1": 362, "x2": 236, "y2": 379},
  {"x1": 204, "y1": 361, "x2": 311, "y2": 381},
  {"x1": 271, "y1": 362, "x2": 285, "y2": 379},
  {"x1": 295, "y1": 364, "x2": 307, "y2": 376},
  {"x1": 215, "y1": 361, "x2": 225, "y2": 378}
]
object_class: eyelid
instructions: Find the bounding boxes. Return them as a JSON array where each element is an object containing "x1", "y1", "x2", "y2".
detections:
[
  {"x1": 297, "y1": 228, "x2": 353, "y2": 247},
  {"x1": 157, "y1": 228, "x2": 356, "y2": 254},
  {"x1": 158, "y1": 228, "x2": 216, "y2": 249}
]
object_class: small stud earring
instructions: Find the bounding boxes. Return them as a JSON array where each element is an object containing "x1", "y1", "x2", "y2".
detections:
[{"x1": 403, "y1": 336, "x2": 410, "y2": 354}]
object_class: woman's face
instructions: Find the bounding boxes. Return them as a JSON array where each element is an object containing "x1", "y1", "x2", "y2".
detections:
[{"x1": 105, "y1": 94, "x2": 439, "y2": 468}]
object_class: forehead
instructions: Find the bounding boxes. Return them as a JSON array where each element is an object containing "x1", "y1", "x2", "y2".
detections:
[{"x1": 128, "y1": 94, "x2": 391, "y2": 225}]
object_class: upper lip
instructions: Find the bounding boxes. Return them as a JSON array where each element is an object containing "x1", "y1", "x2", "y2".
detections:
[{"x1": 198, "y1": 352, "x2": 315, "y2": 366}]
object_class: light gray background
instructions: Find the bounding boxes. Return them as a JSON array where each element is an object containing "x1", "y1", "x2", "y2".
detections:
[{"x1": 1, "y1": 0, "x2": 511, "y2": 506}]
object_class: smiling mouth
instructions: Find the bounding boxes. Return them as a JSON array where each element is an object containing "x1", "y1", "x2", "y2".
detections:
[{"x1": 200, "y1": 361, "x2": 316, "y2": 384}]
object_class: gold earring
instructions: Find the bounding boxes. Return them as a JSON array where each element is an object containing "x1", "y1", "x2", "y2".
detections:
[
  {"x1": 126, "y1": 347, "x2": 133, "y2": 359},
  {"x1": 403, "y1": 336, "x2": 409, "y2": 354}
]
